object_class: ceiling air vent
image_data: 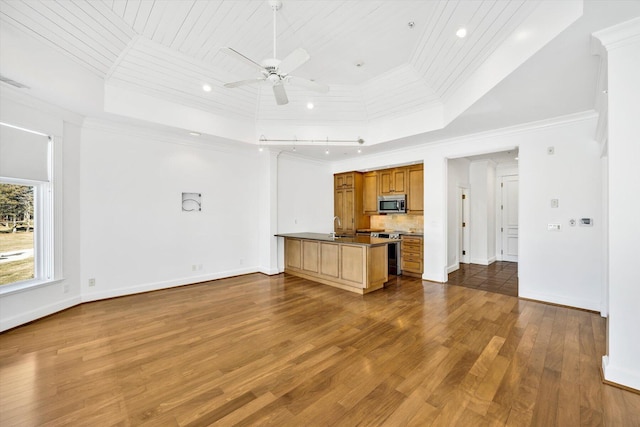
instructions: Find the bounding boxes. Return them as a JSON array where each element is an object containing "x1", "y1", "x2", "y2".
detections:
[{"x1": 0, "y1": 74, "x2": 30, "y2": 89}]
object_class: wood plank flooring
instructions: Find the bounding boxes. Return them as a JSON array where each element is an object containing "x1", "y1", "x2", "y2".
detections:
[
  {"x1": 1, "y1": 273, "x2": 639, "y2": 426},
  {"x1": 447, "y1": 262, "x2": 519, "y2": 297}
]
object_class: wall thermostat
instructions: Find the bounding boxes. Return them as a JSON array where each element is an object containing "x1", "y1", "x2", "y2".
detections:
[{"x1": 580, "y1": 218, "x2": 593, "y2": 226}]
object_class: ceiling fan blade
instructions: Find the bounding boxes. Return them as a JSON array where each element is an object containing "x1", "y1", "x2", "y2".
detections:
[
  {"x1": 224, "y1": 78, "x2": 266, "y2": 88},
  {"x1": 287, "y1": 76, "x2": 330, "y2": 93},
  {"x1": 220, "y1": 47, "x2": 264, "y2": 72},
  {"x1": 278, "y1": 48, "x2": 310, "y2": 75},
  {"x1": 273, "y1": 84, "x2": 289, "y2": 105}
]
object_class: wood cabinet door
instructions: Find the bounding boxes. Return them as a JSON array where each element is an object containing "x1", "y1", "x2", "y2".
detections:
[
  {"x1": 378, "y1": 170, "x2": 393, "y2": 195},
  {"x1": 285, "y1": 239, "x2": 302, "y2": 269},
  {"x1": 379, "y1": 168, "x2": 406, "y2": 195},
  {"x1": 363, "y1": 172, "x2": 378, "y2": 214},
  {"x1": 407, "y1": 166, "x2": 423, "y2": 214},
  {"x1": 334, "y1": 189, "x2": 345, "y2": 233},
  {"x1": 392, "y1": 169, "x2": 406, "y2": 193},
  {"x1": 335, "y1": 172, "x2": 354, "y2": 189},
  {"x1": 302, "y1": 240, "x2": 319, "y2": 273},
  {"x1": 335, "y1": 188, "x2": 355, "y2": 233},
  {"x1": 343, "y1": 188, "x2": 355, "y2": 233}
]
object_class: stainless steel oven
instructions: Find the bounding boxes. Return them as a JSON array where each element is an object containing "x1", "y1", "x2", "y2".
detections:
[{"x1": 371, "y1": 232, "x2": 401, "y2": 275}]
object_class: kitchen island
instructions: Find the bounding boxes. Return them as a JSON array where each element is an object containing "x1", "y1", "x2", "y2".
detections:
[{"x1": 275, "y1": 232, "x2": 397, "y2": 294}]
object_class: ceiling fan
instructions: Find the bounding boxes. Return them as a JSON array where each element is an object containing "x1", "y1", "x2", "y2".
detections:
[{"x1": 220, "y1": 0, "x2": 329, "y2": 105}]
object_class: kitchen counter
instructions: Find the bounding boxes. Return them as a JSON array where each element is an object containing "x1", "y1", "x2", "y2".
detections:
[
  {"x1": 275, "y1": 232, "x2": 399, "y2": 246},
  {"x1": 275, "y1": 232, "x2": 397, "y2": 294},
  {"x1": 400, "y1": 231, "x2": 424, "y2": 237}
]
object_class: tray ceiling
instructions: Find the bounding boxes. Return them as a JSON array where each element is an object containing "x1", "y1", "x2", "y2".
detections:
[{"x1": 0, "y1": 0, "x2": 583, "y2": 148}]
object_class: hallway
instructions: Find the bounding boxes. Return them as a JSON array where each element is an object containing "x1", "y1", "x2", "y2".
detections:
[{"x1": 446, "y1": 261, "x2": 518, "y2": 297}]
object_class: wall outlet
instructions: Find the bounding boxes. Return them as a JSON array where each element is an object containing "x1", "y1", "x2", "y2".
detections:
[
  {"x1": 63, "y1": 284, "x2": 69, "y2": 293},
  {"x1": 239, "y1": 258, "x2": 244, "y2": 265},
  {"x1": 550, "y1": 199, "x2": 559, "y2": 208},
  {"x1": 192, "y1": 264, "x2": 197, "y2": 271},
  {"x1": 198, "y1": 264, "x2": 203, "y2": 271},
  {"x1": 88, "y1": 278, "x2": 96, "y2": 287}
]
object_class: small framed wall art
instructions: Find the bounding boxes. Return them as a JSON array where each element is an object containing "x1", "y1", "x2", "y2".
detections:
[{"x1": 182, "y1": 192, "x2": 202, "y2": 212}]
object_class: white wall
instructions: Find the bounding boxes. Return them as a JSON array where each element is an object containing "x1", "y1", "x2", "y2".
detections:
[
  {"x1": 517, "y1": 121, "x2": 602, "y2": 310},
  {"x1": 469, "y1": 160, "x2": 497, "y2": 265},
  {"x1": 276, "y1": 153, "x2": 333, "y2": 271},
  {"x1": 79, "y1": 120, "x2": 263, "y2": 302},
  {"x1": 446, "y1": 158, "x2": 470, "y2": 271},
  {"x1": 596, "y1": 17, "x2": 640, "y2": 391},
  {"x1": 277, "y1": 154, "x2": 333, "y2": 234}
]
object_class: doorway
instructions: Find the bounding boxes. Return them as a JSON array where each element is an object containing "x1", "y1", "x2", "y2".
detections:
[
  {"x1": 499, "y1": 175, "x2": 519, "y2": 262},
  {"x1": 446, "y1": 262, "x2": 518, "y2": 297}
]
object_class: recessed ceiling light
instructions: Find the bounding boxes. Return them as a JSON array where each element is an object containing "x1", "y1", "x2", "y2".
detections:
[
  {"x1": 325, "y1": 149, "x2": 330, "y2": 155},
  {"x1": 408, "y1": 21, "x2": 415, "y2": 29},
  {"x1": 456, "y1": 28, "x2": 467, "y2": 38},
  {"x1": 355, "y1": 61, "x2": 364, "y2": 68},
  {"x1": 202, "y1": 83, "x2": 212, "y2": 92},
  {"x1": 258, "y1": 147, "x2": 264, "y2": 152},
  {"x1": 189, "y1": 131, "x2": 201, "y2": 136},
  {"x1": 357, "y1": 149, "x2": 362, "y2": 154},
  {"x1": 307, "y1": 102, "x2": 314, "y2": 109}
]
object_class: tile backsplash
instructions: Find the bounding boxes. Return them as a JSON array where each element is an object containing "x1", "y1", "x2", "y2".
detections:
[{"x1": 370, "y1": 215, "x2": 424, "y2": 233}]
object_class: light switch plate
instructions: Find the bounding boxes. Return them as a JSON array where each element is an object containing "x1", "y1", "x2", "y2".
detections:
[
  {"x1": 548, "y1": 224, "x2": 561, "y2": 231},
  {"x1": 551, "y1": 199, "x2": 559, "y2": 208}
]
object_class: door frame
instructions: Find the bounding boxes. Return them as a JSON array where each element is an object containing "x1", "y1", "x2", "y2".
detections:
[
  {"x1": 459, "y1": 186, "x2": 470, "y2": 264},
  {"x1": 497, "y1": 174, "x2": 519, "y2": 262}
]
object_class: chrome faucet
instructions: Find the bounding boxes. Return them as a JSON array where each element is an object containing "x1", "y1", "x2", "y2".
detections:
[{"x1": 330, "y1": 216, "x2": 342, "y2": 238}]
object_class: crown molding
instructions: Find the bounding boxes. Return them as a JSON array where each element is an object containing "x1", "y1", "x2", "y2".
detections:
[{"x1": 592, "y1": 16, "x2": 640, "y2": 51}]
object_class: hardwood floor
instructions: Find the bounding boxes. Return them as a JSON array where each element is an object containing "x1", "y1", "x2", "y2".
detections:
[
  {"x1": 447, "y1": 262, "x2": 519, "y2": 297},
  {"x1": 1, "y1": 273, "x2": 639, "y2": 426}
]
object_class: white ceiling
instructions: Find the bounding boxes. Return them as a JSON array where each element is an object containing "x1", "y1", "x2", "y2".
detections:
[{"x1": 1, "y1": 1, "x2": 639, "y2": 161}]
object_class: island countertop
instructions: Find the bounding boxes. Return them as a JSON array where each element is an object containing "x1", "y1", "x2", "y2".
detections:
[
  {"x1": 275, "y1": 233, "x2": 394, "y2": 294},
  {"x1": 275, "y1": 232, "x2": 399, "y2": 246}
]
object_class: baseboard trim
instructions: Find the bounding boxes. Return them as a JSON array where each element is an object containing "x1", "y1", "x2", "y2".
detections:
[
  {"x1": 470, "y1": 257, "x2": 496, "y2": 266},
  {"x1": 602, "y1": 356, "x2": 640, "y2": 393},
  {"x1": 82, "y1": 267, "x2": 259, "y2": 303},
  {"x1": 447, "y1": 263, "x2": 460, "y2": 273},
  {"x1": 518, "y1": 289, "x2": 600, "y2": 312},
  {"x1": 0, "y1": 295, "x2": 81, "y2": 332}
]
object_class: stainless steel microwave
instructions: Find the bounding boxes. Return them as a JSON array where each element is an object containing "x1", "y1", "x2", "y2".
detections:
[{"x1": 378, "y1": 195, "x2": 406, "y2": 214}]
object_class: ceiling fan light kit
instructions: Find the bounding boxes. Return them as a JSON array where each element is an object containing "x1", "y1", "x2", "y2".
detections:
[{"x1": 221, "y1": 0, "x2": 329, "y2": 106}]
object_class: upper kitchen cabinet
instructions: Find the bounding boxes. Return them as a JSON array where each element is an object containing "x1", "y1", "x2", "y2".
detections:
[
  {"x1": 378, "y1": 168, "x2": 406, "y2": 195},
  {"x1": 407, "y1": 164, "x2": 424, "y2": 215},
  {"x1": 363, "y1": 172, "x2": 378, "y2": 215},
  {"x1": 334, "y1": 172, "x2": 370, "y2": 235},
  {"x1": 335, "y1": 172, "x2": 355, "y2": 189}
]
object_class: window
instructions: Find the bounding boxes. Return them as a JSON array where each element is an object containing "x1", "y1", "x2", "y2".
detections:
[{"x1": 0, "y1": 123, "x2": 53, "y2": 292}]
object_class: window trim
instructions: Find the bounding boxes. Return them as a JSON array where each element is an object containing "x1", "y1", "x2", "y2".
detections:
[{"x1": 0, "y1": 177, "x2": 54, "y2": 295}]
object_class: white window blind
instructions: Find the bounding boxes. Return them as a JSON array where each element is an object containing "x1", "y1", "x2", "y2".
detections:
[{"x1": 0, "y1": 123, "x2": 50, "y2": 182}]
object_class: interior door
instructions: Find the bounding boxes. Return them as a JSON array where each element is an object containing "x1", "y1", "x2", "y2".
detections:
[
  {"x1": 501, "y1": 176, "x2": 519, "y2": 262},
  {"x1": 460, "y1": 188, "x2": 470, "y2": 264}
]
